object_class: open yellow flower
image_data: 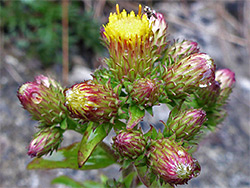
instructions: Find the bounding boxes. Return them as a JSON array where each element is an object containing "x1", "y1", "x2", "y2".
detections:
[
  {"x1": 102, "y1": 4, "x2": 156, "y2": 82},
  {"x1": 103, "y1": 4, "x2": 151, "y2": 47}
]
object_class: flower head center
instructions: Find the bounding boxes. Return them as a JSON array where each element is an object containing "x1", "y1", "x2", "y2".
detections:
[{"x1": 104, "y1": 4, "x2": 150, "y2": 42}]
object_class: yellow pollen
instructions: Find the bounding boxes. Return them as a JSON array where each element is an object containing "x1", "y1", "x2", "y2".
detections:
[{"x1": 104, "y1": 4, "x2": 150, "y2": 43}]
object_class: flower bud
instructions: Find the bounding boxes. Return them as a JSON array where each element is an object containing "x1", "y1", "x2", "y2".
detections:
[
  {"x1": 64, "y1": 80, "x2": 120, "y2": 123},
  {"x1": 113, "y1": 130, "x2": 146, "y2": 159},
  {"x1": 147, "y1": 138, "x2": 200, "y2": 185},
  {"x1": 163, "y1": 53, "x2": 216, "y2": 98},
  {"x1": 167, "y1": 40, "x2": 199, "y2": 60},
  {"x1": 17, "y1": 75, "x2": 67, "y2": 125},
  {"x1": 28, "y1": 127, "x2": 63, "y2": 158},
  {"x1": 148, "y1": 12, "x2": 168, "y2": 52},
  {"x1": 215, "y1": 69, "x2": 235, "y2": 105},
  {"x1": 164, "y1": 109, "x2": 206, "y2": 141},
  {"x1": 129, "y1": 78, "x2": 163, "y2": 107}
]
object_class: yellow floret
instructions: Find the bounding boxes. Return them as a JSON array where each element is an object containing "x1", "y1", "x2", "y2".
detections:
[{"x1": 103, "y1": 4, "x2": 151, "y2": 43}]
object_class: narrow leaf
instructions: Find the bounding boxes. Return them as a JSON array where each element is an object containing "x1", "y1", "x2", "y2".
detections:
[
  {"x1": 127, "y1": 105, "x2": 145, "y2": 130},
  {"x1": 27, "y1": 142, "x2": 116, "y2": 170},
  {"x1": 123, "y1": 172, "x2": 137, "y2": 188},
  {"x1": 51, "y1": 175, "x2": 84, "y2": 188},
  {"x1": 60, "y1": 118, "x2": 68, "y2": 130},
  {"x1": 78, "y1": 122, "x2": 112, "y2": 168}
]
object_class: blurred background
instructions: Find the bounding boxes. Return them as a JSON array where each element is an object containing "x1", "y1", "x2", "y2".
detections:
[{"x1": 0, "y1": 0, "x2": 249, "y2": 187}]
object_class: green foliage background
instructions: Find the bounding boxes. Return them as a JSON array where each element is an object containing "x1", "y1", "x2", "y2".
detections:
[{"x1": 1, "y1": 0, "x2": 103, "y2": 67}]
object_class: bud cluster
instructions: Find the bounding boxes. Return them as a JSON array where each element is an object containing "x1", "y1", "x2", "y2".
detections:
[{"x1": 17, "y1": 4, "x2": 235, "y2": 187}]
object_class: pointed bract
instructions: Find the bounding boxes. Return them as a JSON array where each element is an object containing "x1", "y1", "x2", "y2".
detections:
[{"x1": 167, "y1": 40, "x2": 199, "y2": 60}]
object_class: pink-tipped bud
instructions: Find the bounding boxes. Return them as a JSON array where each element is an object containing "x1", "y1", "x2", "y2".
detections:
[
  {"x1": 64, "y1": 80, "x2": 120, "y2": 123},
  {"x1": 163, "y1": 53, "x2": 216, "y2": 98},
  {"x1": 17, "y1": 75, "x2": 67, "y2": 125},
  {"x1": 163, "y1": 108, "x2": 206, "y2": 141},
  {"x1": 148, "y1": 12, "x2": 168, "y2": 51},
  {"x1": 215, "y1": 69, "x2": 235, "y2": 105},
  {"x1": 129, "y1": 78, "x2": 163, "y2": 107},
  {"x1": 28, "y1": 127, "x2": 63, "y2": 158},
  {"x1": 215, "y1": 69, "x2": 235, "y2": 89},
  {"x1": 168, "y1": 40, "x2": 200, "y2": 60},
  {"x1": 147, "y1": 138, "x2": 200, "y2": 185},
  {"x1": 113, "y1": 130, "x2": 147, "y2": 159}
]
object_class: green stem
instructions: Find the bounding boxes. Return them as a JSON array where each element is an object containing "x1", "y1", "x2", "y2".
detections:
[
  {"x1": 133, "y1": 165, "x2": 150, "y2": 187},
  {"x1": 122, "y1": 164, "x2": 134, "y2": 179},
  {"x1": 99, "y1": 141, "x2": 119, "y2": 162},
  {"x1": 66, "y1": 117, "x2": 87, "y2": 134}
]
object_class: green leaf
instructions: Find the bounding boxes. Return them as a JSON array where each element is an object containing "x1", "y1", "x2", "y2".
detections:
[
  {"x1": 113, "y1": 119, "x2": 126, "y2": 131},
  {"x1": 123, "y1": 172, "x2": 136, "y2": 188},
  {"x1": 78, "y1": 122, "x2": 112, "y2": 168},
  {"x1": 100, "y1": 174, "x2": 109, "y2": 184},
  {"x1": 82, "y1": 181, "x2": 105, "y2": 188},
  {"x1": 146, "y1": 106, "x2": 153, "y2": 116},
  {"x1": 144, "y1": 125, "x2": 160, "y2": 140},
  {"x1": 134, "y1": 166, "x2": 151, "y2": 187},
  {"x1": 126, "y1": 105, "x2": 145, "y2": 130},
  {"x1": 51, "y1": 175, "x2": 84, "y2": 188},
  {"x1": 113, "y1": 84, "x2": 122, "y2": 96},
  {"x1": 27, "y1": 142, "x2": 116, "y2": 170},
  {"x1": 66, "y1": 117, "x2": 88, "y2": 134},
  {"x1": 60, "y1": 118, "x2": 67, "y2": 130},
  {"x1": 52, "y1": 176, "x2": 106, "y2": 188}
]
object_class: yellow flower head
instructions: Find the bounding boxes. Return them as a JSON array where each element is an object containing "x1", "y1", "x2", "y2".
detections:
[
  {"x1": 101, "y1": 4, "x2": 157, "y2": 82},
  {"x1": 103, "y1": 4, "x2": 151, "y2": 45}
]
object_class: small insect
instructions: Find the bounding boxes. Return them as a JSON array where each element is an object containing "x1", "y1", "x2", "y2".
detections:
[{"x1": 144, "y1": 6, "x2": 157, "y2": 19}]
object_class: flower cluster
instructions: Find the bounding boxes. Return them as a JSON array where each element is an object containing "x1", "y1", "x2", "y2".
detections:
[{"x1": 17, "y1": 4, "x2": 235, "y2": 187}]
